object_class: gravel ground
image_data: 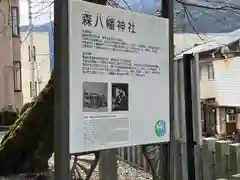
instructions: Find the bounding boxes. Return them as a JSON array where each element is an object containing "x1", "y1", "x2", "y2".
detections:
[
  {"x1": 0, "y1": 155, "x2": 152, "y2": 180},
  {"x1": 0, "y1": 132, "x2": 152, "y2": 180}
]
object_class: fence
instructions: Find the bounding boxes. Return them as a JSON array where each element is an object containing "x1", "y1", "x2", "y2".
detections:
[
  {"x1": 117, "y1": 146, "x2": 148, "y2": 171},
  {"x1": 117, "y1": 138, "x2": 240, "y2": 180},
  {"x1": 116, "y1": 55, "x2": 202, "y2": 180},
  {"x1": 117, "y1": 144, "x2": 167, "y2": 178},
  {"x1": 117, "y1": 55, "x2": 239, "y2": 180}
]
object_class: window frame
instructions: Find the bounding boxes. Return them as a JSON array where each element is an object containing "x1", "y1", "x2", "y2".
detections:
[
  {"x1": 228, "y1": 114, "x2": 237, "y2": 122},
  {"x1": 13, "y1": 60, "x2": 22, "y2": 92},
  {"x1": 30, "y1": 81, "x2": 32, "y2": 97},
  {"x1": 207, "y1": 63, "x2": 215, "y2": 80},
  {"x1": 11, "y1": 6, "x2": 20, "y2": 37},
  {"x1": 30, "y1": 81, "x2": 37, "y2": 97},
  {"x1": 35, "y1": 81, "x2": 38, "y2": 94},
  {"x1": 28, "y1": 46, "x2": 36, "y2": 62},
  {"x1": 199, "y1": 65, "x2": 202, "y2": 81}
]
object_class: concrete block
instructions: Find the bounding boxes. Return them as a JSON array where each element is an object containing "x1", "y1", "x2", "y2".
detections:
[
  {"x1": 231, "y1": 173, "x2": 240, "y2": 180},
  {"x1": 229, "y1": 143, "x2": 240, "y2": 175},
  {"x1": 215, "y1": 140, "x2": 232, "y2": 179},
  {"x1": 204, "y1": 137, "x2": 217, "y2": 151},
  {"x1": 202, "y1": 138, "x2": 217, "y2": 180}
]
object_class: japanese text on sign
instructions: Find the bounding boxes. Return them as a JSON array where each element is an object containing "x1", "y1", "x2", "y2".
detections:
[{"x1": 82, "y1": 11, "x2": 136, "y2": 33}]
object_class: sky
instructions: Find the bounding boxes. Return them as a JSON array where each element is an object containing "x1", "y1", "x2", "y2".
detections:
[
  {"x1": 19, "y1": 0, "x2": 161, "y2": 26},
  {"x1": 20, "y1": 0, "x2": 240, "y2": 26},
  {"x1": 20, "y1": 0, "x2": 54, "y2": 26}
]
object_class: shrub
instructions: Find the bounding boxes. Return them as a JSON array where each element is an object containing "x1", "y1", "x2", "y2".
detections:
[{"x1": 0, "y1": 111, "x2": 18, "y2": 126}]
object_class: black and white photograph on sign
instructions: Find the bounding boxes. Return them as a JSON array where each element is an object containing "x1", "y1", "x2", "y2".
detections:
[
  {"x1": 83, "y1": 82, "x2": 108, "y2": 112},
  {"x1": 112, "y1": 83, "x2": 129, "y2": 112}
]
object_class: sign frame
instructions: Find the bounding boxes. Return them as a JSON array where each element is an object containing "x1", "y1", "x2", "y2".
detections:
[
  {"x1": 69, "y1": 0, "x2": 171, "y2": 153},
  {"x1": 54, "y1": 0, "x2": 174, "y2": 180}
]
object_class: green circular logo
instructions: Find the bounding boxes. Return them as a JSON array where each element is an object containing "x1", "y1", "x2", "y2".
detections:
[{"x1": 155, "y1": 120, "x2": 166, "y2": 137}]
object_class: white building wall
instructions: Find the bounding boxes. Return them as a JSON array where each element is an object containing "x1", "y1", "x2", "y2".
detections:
[
  {"x1": 213, "y1": 57, "x2": 240, "y2": 106},
  {"x1": 199, "y1": 63, "x2": 217, "y2": 100},
  {"x1": 21, "y1": 32, "x2": 51, "y2": 104},
  {"x1": 199, "y1": 57, "x2": 240, "y2": 107}
]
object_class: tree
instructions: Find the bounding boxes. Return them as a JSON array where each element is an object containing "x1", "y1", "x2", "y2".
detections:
[
  {"x1": 0, "y1": 71, "x2": 54, "y2": 175},
  {"x1": 0, "y1": 0, "x2": 172, "y2": 178},
  {"x1": 0, "y1": 0, "x2": 107, "y2": 176}
]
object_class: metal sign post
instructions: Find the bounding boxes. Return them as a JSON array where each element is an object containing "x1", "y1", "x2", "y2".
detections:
[
  {"x1": 54, "y1": 0, "x2": 70, "y2": 179},
  {"x1": 99, "y1": 149, "x2": 118, "y2": 180},
  {"x1": 191, "y1": 54, "x2": 203, "y2": 180},
  {"x1": 162, "y1": 0, "x2": 175, "y2": 180},
  {"x1": 183, "y1": 54, "x2": 196, "y2": 180}
]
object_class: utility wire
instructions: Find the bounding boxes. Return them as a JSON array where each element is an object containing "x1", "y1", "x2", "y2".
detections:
[
  {"x1": 32, "y1": 1, "x2": 53, "y2": 16},
  {"x1": 23, "y1": 0, "x2": 128, "y2": 43},
  {"x1": 21, "y1": 1, "x2": 53, "y2": 44},
  {"x1": 175, "y1": 0, "x2": 240, "y2": 27},
  {"x1": 202, "y1": 0, "x2": 240, "y2": 11},
  {"x1": 198, "y1": 11, "x2": 230, "y2": 29},
  {"x1": 175, "y1": 0, "x2": 240, "y2": 56},
  {"x1": 175, "y1": 0, "x2": 240, "y2": 11},
  {"x1": 121, "y1": 0, "x2": 131, "y2": 10},
  {"x1": 181, "y1": 4, "x2": 206, "y2": 42},
  {"x1": 108, "y1": 0, "x2": 127, "y2": 9},
  {"x1": 176, "y1": 0, "x2": 240, "y2": 43}
]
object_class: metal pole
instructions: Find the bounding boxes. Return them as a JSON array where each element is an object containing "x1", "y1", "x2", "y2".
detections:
[
  {"x1": 54, "y1": 0, "x2": 70, "y2": 179},
  {"x1": 161, "y1": 0, "x2": 175, "y2": 180},
  {"x1": 27, "y1": 0, "x2": 37, "y2": 99},
  {"x1": 191, "y1": 54, "x2": 203, "y2": 180},
  {"x1": 183, "y1": 53, "x2": 196, "y2": 180}
]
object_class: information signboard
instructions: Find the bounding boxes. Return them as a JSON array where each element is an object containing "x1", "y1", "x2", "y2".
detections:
[{"x1": 69, "y1": 0, "x2": 169, "y2": 153}]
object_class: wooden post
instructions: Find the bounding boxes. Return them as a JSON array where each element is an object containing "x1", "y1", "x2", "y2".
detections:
[{"x1": 99, "y1": 149, "x2": 118, "y2": 180}]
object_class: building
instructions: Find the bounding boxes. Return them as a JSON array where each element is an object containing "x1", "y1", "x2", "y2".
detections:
[
  {"x1": 20, "y1": 23, "x2": 54, "y2": 72},
  {"x1": 0, "y1": 0, "x2": 23, "y2": 111},
  {"x1": 174, "y1": 33, "x2": 226, "y2": 55},
  {"x1": 176, "y1": 29, "x2": 240, "y2": 137},
  {"x1": 21, "y1": 32, "x2": 51, "y2": 104}
]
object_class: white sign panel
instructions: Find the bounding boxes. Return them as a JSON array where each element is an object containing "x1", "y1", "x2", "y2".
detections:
[{"x1": 69, "y1": 0, "x2": 169, "y2": 153}]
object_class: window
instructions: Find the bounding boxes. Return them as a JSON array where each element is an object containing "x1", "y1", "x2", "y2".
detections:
[
  {"x1": 220, "y1": 108, "x2": 226, "y2": 122},
  {"x1": 28, "y1": 46, "x2": 36, "y2": 61},
  {"x1": 29, "y1": 81, "x2": 37, "y2": 97},
  {"x1": 207, "y1": 64, "x2": 215, "y2": 80},
  {"x1": 200, "y1": 105, "x2": 204, "y2": 121},
  {"x1": 35, "y1": 81, "x2": 38, "y2": 94},
  {"x1": 226, "y1": 108, "x2": 236, "y2": 114},
  {"x1": 13, "y1": 61, "x2": 22, "y2": 92},
  {"x1": 11, "y1": 7, "x2": 20, "y2": 37},
  {"x1": 228, "y1": 115, "x2": 237, "y2": 122},
  {"x1": 30, "y1": 82, "x2": 32, "y2": 97},
  {"x1": 16, "y1": 108, "x2": 20, "y2": 115},
  {"x1": 226, "y1": 107, "x2": 237, "y2": 122},
  {"x1": 199, "y1": 65, "x2": 202, "y2": 81}
]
